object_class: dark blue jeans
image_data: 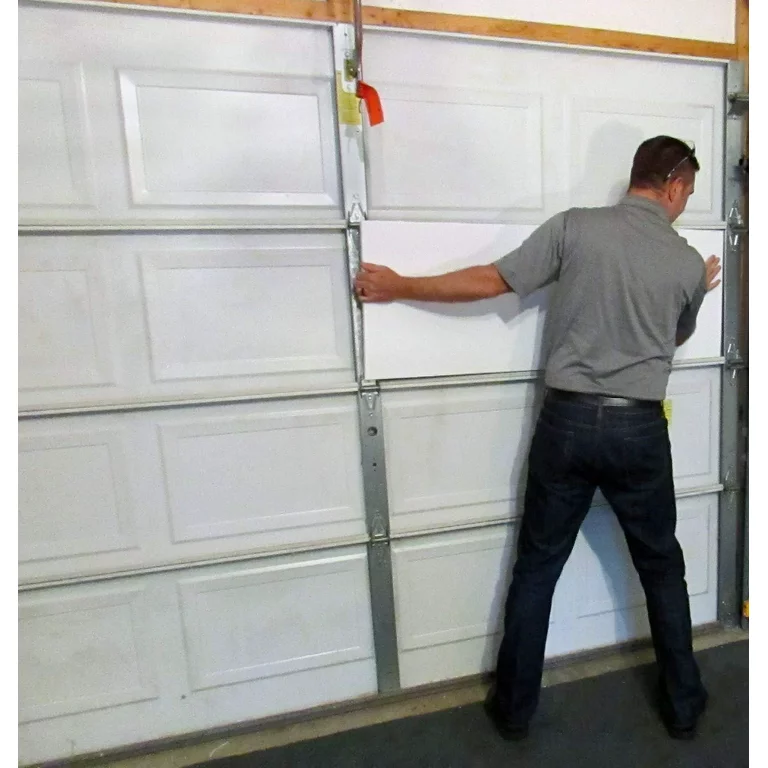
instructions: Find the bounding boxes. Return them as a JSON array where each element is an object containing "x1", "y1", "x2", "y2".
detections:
[{"x1": 494, "y1": 392, "x2": 707, "y2": 728}]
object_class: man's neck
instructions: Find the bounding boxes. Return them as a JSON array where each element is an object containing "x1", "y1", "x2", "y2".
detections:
[{"x1": 627, "y1": 187, "x2": 673, "y2": 220}]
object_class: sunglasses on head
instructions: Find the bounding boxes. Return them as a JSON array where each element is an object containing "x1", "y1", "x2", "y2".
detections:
[{"x1": 664, "y1": 142, "x2": 696, "y2": 181}]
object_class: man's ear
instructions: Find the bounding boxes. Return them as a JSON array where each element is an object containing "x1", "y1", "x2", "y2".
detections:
[{"x1": 666, "y1": 177, "x2": 683, "y2": 202}]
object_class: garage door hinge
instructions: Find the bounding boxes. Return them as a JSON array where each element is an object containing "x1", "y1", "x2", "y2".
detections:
[
  {"x1": 370, "y1": 514, "x2": 388, "y2": 541},
  {"x1": 360, "y1": 382, "x2": 380, "y2": 405},
  {"x1": 348, "y1": 201, "x2": 364, "y2": 226},
  {"x1": 725, "y1": 341, "x2": 747, "y2": 382}
]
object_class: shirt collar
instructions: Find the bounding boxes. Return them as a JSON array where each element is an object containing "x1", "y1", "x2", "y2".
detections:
[{"x1": 618, "y1": 193, "x2": 671, "y2": 223}]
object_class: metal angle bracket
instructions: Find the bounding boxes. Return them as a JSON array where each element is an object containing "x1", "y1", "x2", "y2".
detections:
[{"x1": 727, "y1": 92, "x2": 749, "y2": 118}]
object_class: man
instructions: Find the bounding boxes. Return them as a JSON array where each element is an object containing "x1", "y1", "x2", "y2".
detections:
[{"x1": 354, "y1": 136, "x2": 722, "y2": 741}]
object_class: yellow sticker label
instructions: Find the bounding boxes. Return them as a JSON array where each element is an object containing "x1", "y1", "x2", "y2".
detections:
[
  {"x1": 663, "y1": 399, "x2": 672, "y2": 422},
  {"x1": 336, "y1": 73, "x2": 361, "y2": 126},
  {"x1": 743, "y1": 600, "x2": 749, "y2": 618}
]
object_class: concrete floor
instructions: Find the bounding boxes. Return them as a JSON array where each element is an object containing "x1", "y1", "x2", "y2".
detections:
[{"x1": 101, "y1": 626, "x2": 747, "y2": 768}]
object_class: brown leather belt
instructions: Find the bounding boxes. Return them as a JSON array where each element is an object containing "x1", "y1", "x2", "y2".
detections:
[{"x1": 546, "y1": 388, "x2": 660, "y2": 409}]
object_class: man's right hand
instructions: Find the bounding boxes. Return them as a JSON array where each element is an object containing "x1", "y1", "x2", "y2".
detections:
[
  {"x1": 704, "y1": 254, "x2": 722, "y2": 292},
  {"x1": 354, "y1": 263, "x2": 511, "y2": 304},
  {"x1": 354, "y1": 263, "x2": 405, "y2": 303}
]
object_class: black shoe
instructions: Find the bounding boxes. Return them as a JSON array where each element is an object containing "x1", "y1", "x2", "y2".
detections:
[
  {"x1": 484, "y1": 693, "x2": 530, "y2": 741},
  {"x1": 663, "y1": 694, "x2": 708, "y2": 741},
  {"x1": 665, "y1": 721, "x2": 698, "y2": 740}
]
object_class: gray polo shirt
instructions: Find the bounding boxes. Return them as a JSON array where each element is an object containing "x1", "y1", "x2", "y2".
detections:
[{"x1": 494, "y1": 195, "x2": 707, "y2": 400}]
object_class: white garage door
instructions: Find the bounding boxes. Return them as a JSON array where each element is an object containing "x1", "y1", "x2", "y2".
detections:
[
  {"x1": 18, "y1": 4, "x2": 376, "y2": 764},
  {"x1": 18, "y1": 3, "x2": 742, "y2": 764}
]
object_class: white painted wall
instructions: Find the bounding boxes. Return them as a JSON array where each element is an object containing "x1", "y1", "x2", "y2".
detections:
[{"x1": 366, "y1": 1, "x2": 736, "y2": 44}]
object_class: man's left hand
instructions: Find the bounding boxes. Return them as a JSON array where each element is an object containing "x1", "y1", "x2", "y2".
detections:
[{"x1": 704, "y1": 255, "x2": 721, "y2": 292}]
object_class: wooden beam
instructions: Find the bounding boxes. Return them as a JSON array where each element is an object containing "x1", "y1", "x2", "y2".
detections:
[
  {"x1": 99, "y1": 0, "x2": 737, "y2": 60},
  {"x1": 736, "y1": 0, "x2": 748, "y2": 60},
  {"x1": 361, "y1": 7, "x2": 737, "y2": 60},
  {"x1": 736, "y1": 0, "x2": 748, "y2": 82},
  {"x1": 102, "y1": 0, "x2": 352, "y2": 22}
]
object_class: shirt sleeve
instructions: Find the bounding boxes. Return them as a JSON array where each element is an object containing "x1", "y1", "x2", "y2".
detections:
[
  {"x1": 492, "y1": 212, "x2": 567, "y2": 299},
  {"x1": 676, "y1": 269, "x2": 707, "y2": 341}
]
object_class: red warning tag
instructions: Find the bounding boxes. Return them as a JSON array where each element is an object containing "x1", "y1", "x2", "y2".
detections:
[{"x1": 356, "y1": 81, "x2": 384, "y2": 126}]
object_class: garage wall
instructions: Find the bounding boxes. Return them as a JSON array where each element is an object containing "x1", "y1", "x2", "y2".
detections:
[{"x1": 366, "y1": 0, "x2": 737, "y2": 43}]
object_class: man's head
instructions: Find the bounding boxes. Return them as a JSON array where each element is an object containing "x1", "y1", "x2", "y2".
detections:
[{"x1": 628, "y1": 136, "x2": 699, "y2": 222}]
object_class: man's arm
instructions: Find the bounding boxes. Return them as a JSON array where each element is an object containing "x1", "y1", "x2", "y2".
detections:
[
  {"x1": 354, "y1": 263, "x2": 511, "y2": 303},
  {"x1": 675, "y1": 254, "x2": 722, "y2": 346},
  {"x1": 354, "y1": 213, "x2": 569, "y2": 304},
  {"x1": 675, "y1": 326, "x2": 695, "y2": 347}
]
